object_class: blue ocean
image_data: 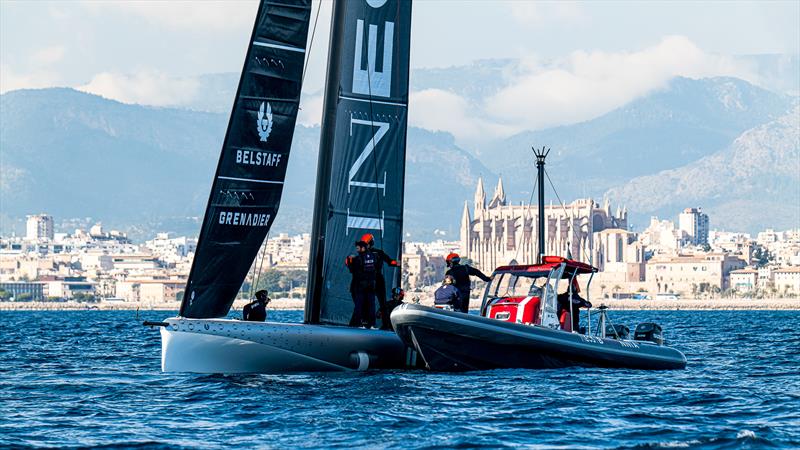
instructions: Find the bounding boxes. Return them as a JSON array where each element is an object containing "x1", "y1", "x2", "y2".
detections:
[{"x1": 1, "y1": 310, "x2": 798, "y2": 449}]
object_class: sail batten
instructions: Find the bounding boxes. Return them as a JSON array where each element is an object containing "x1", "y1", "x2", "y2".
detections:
[
  {"x1": 180, "y1": 0, "x2": 312, "y2": 319},
  {"x1": 306, "y1": 0, "x2": 412, "y2": 326}
]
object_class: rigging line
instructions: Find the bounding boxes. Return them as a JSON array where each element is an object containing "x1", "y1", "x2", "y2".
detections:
[
  {"x1": 301, "y1": 0, "x2": 323, "y2": 86},
  {"x1": 252, "y1": 230, "x2": 272, "y2": 299},
  {"x1": 247, "y1": 241, "x2": 260, "y2": 300},
  {"x1": 544, "y1": 168, "x2": 591, "y2": 264}
]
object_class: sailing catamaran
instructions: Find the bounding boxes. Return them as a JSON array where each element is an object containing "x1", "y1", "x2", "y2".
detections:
[{"x1": 152, "y1": 0, "x2": 417, "y2": 373}]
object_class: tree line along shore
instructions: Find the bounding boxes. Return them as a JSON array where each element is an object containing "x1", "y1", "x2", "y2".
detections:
[{"x1": 1, "y1": 297, "x2": 798, "y2": 312}]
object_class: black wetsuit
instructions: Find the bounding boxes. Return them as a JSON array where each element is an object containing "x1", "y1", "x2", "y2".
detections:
[
  {"x1": 370, "y1": 247, "x2": 397, "y2": 329},
  {"x1": 347, "y1": 251, "x2": 378, "y2": 328},
  {"x1": 445, "y1": 264, "x2": 491, "y2": 313},
  {"x1": 243, "y1": 300, "x2": 267, "y2": 322},
  {"x1": 557, "y1": 292, "x2": 591, "y2": 330}
]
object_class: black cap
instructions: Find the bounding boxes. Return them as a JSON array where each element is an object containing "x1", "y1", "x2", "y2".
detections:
[{"x1": 255, "y1": 290, "x2": 269, "y2": 302}]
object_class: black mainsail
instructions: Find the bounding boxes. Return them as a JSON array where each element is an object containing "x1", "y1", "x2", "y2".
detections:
[
  {"x1": 180, "y1": 0, "x2": 312, "y2": 319},
  {"x1": 306, "y1": 0, "x2": 413, "y2": 325}
]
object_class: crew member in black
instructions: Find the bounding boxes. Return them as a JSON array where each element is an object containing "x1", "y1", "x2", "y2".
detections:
[
  {"x1": 445, "y1": 253, "x2": 491, "y2": 313},
  {"x1": 557, "y1": 278, "x2": 592, "y2": 331},
  {"x1": 377, "y1": 287, "x2": 406, "y2": 331},
  {"x1": 361, "y1": 233, "x2": 399, "y2": 330},
  {"x1": 345, "y1": 240, "x2": 379, "y2": 328},
  {"x1": 243, "y1": 289, "x2": 270, "y2": 322}
]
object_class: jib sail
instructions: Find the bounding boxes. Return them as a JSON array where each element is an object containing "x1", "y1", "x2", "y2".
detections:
[
  {"x1": 306, "y1": 0, "x2": 412, "y2": 325},
  {"x1": 180, "y1": 0, "x2": 312, "y2": 319}
]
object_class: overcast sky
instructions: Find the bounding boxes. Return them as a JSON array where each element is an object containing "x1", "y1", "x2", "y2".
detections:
[{"x1": 2, "y1": 0, "x2": 798, "y2": 141}]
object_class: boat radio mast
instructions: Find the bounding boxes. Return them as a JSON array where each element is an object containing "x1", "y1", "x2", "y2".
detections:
[{"x1": 532, "y1": 146, "x2": 550, "y2": 264}]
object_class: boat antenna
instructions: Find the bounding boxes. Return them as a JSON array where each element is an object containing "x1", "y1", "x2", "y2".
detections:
[{"x1": 532, "y1": 146, "x2": 549, "y2": 264}]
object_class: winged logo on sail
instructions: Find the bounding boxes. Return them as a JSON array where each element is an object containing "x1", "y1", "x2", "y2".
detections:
[{"x1": 257, "y1": 101, "x2": 273, "y2": 143}]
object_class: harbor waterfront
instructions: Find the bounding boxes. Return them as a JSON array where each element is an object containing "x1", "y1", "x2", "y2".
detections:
[
  {"x1": 2, "y1": 297, "x2": 799, "y2": 311},
  {"x1": 2, "y1": 309, "x2": 799, "y2": 448}
]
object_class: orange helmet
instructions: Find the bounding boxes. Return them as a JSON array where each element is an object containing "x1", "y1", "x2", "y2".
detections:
[
  {"x1": 446, "y1": 253, "x2": 460, "y2": 264},
  {"x1": 361, "y1": 233, "x2": 375, "y2": 246}
]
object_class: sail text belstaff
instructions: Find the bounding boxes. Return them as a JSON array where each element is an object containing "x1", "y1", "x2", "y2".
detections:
[
  {"x1": 218, "y1": 212, "x2": 271, "y2": 227},
  {"x1": 236, "y1": 149, "x2": 282, "y2": 167}
]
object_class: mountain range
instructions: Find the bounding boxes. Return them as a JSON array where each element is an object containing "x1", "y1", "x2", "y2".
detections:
[
  {"x1": 0, "y1": 88, "x2": 491, "y2": 240},
  {"x1": 1, "y1": 68, "x2": 797, "y2": 240}
]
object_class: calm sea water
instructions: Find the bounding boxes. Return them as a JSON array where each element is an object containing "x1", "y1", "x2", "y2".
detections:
[{"x1": 1, "y1": 310, "x2": 799, "y2": 449}]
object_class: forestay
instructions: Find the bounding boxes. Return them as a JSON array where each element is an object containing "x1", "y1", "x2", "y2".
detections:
[
  {"x1": 306, "y1": 0, "x2": 412, "y2": 325},
  {"x1": 180, "y1": 0, "x2": 312, "y2": 319}
]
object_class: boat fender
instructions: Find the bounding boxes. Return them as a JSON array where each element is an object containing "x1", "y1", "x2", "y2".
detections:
[{"x1": 350, "y1": 351, "x2": 371, "y2": 371}]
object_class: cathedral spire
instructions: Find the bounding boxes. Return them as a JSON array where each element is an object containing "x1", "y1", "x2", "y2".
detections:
[
  {"x1": 488, "y1": 176, "x2": 507, "y2": 208},
  {"x1": 461, "y1": 201, "x2": 472, "y2": 227},
  {"x1": 474, "y1": 177, "x2": 486, "y2": 211}
]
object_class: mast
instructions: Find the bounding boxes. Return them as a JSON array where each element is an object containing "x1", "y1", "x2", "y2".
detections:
[
  {"x1": 533, "y1": 146, "x2": 550, "y2": 264},
  {"x1": 305, "y1": 0, "x2": 347, "y2": 324}
]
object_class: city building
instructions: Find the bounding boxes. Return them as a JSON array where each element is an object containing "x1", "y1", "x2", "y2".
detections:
[
  {"x1": 26, "y1": 214, "x2": 54, "y2": 241},
  {"x1": 773, "y1": 267, "x2": 800, "y2": 294},
  {"x1": 678, "y1": 208, "x2": 709, "y2": 245},
  {"x1": 402, "y1": 249, "x2": 446, "y2": 290},
  {"x1": 460, "y1": 177, "x2": 627, "y2": 272},
  {"x1": 646, "y1": 253, "x2": 746, "y2": 295},
  {"x1": 638, "y1": 217, "x2": 685, "y2": 255},
  {"x1": 263, "y1": 233, "x2": 310, "y2": 268},
  {"x1": 730, "y1": 268, "x2": 759, "y2": 292},
  {"x1": 592, "y1": 228, "x2": 646, "y2": 286}
]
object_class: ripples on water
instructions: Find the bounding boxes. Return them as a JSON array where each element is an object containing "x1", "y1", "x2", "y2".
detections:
[{"x1": 1, "y1": 310, "x2": 799, "y2": 449}]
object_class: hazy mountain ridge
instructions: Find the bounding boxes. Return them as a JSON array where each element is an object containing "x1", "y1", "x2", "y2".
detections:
[
  {"x1": 483, "y1": 77, "x2": 794, "y2": 203},
  {"x1": 0, "y1": 88, "x2": 492, "y2": 240},
  {"x1": 2, "y1": 72, "x2": 797, "y2": 239},
  {"x1": 605, "y1": 108, "x2": 800, "y2": 232}
]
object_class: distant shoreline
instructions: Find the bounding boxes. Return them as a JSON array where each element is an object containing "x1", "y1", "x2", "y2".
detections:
[{"x1": 1, "y1": 297, "x2": 798, "y2": 311}]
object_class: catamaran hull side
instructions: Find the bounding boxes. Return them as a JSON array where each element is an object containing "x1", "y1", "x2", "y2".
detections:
[
  {"x1": 160, "y1": 318, "x2": 413, "y2": 373},
  {"x1": 390, "y1": 304, "x2": 687, "y2": 372}
]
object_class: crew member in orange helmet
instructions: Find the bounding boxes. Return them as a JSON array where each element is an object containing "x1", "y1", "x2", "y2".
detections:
[
  {"x1": 445, "y1": 253, "x2": 491, "y2": 313},
  {"x1": 557, "y1": 277, "x2": 592, "y2": 332},
  {"x1": 361, "y1": 233, "x2": 398, "y2": 330}
]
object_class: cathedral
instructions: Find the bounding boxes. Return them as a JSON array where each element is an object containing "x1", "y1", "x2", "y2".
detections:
[{"x1": 460, "y1": 177, "x2": 628, "y2": 272}]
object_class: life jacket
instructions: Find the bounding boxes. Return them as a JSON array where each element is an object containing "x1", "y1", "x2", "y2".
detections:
[
  {"x1": 353, "y1": 251, "x2": 378, "y2": 290},
  {"x1": 361, "y1": 251, "x2": 377, "y2": 275}
]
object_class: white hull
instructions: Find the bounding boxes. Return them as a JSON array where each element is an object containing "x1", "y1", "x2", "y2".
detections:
[{"x1": 159, "y1": 317, "x2": 412, "y2": 373}]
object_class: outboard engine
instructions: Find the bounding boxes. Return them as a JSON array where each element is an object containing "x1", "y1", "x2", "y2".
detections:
[
  {"x1": 605, "y1": 324, "x2": 630, "y2": 340},
  {"x1": 634, "y1": 323, "x2": 663, "y2": 345}
]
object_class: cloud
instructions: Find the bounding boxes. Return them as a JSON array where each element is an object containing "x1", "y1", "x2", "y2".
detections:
[
  {"x1": 81, "y1": 1, "x2": 258, "y2": 31},
  {"x1": 507, "y1": 2, "x2": 586, "y2": 24},
  {"x1": 409, "y1": 89, "x2": 514, "y2": 143},
  {"x1": 297, "y1": 93, "x2": 324, "y2": 127},
  {"x1": 31, "y1": 45, "x2": 66, "y2": 65},
  {"x1": 0, "y1": 65, "x2": 61, "y2": 94},
  {"x1": 0, "y1": 45, "x2": 67, "y2": 93},
  {"x1": 484, "y1": 36, "x2": 756, "y2": 131},
  {"x1": 77, "y1": 71, "x2": 201, "y2": 106}
]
